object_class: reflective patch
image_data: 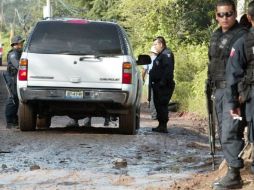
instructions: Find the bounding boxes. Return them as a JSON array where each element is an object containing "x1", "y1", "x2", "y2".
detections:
[
  {"x1": 222, "y1": 38, "x2": 228, "y2": 45},
  {"x1": 219, "y1": 38, "x2": 228, "y2": 48},
  {"x1": 230, "y1": 48, "x2": 235, "y2": 57},
  {"x1": 167, "y1": 54, "x2": 171, "y2": 58}
]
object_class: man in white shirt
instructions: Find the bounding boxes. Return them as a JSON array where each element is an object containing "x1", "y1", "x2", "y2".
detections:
[{"x1": 142, "y1": 46, "x2": 158, "y2": 120}]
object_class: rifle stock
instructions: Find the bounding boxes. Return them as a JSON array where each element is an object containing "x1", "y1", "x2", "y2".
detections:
[{"x1": 205, "y1": 79, "x2": 216, "y2": 170}]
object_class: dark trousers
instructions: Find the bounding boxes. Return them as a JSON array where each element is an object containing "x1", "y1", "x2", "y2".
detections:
[
  {"x1": 5, "y1": 96, "x2": 19, "y2": 124},
  {"x1": 215, "y1": 88, "x2": 245, "y2": 168},
  {"x1": 245, "y1": 88, "x2": 254, "y2": 143},
  {"x1": 214, "y1": 89, "x2": 224, "y2": 140},
  {"x1": 152, "y1": 82, "x2": 175, "y2": 123},
  {"x1": 3, "y1": 71, "x2": 19, "y2": 124}
]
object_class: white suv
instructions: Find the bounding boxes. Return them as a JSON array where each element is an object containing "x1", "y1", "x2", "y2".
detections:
[{"x1": 17, "y1": 18, "x2": 150, "y2": 134}]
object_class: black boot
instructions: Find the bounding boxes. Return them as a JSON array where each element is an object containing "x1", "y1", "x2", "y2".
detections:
[
  {"x1": 84, "y1": 117, "x2": 92, "y2": 127},
  {"x1": 213, "y1": 167, "x2": 243, "y2": 190},
  {"x1": 66, "y1": 119, "x2": 79, "y2": 127},
  {"x1": 104, "y1": 116, "x2": 110, "y2": 126},
  {"x1": 152, "y1": 122, "x2": 168, "y2": 133}
]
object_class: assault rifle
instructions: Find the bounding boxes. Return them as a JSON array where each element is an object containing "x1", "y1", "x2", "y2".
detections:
[{"x1": 205, "y1": 79, "x2": 216, "y2": 170}]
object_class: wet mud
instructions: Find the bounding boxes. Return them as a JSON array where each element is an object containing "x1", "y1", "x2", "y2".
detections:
[{"x1": 0, "y1": 68, "x2": 223, "y2": 189}]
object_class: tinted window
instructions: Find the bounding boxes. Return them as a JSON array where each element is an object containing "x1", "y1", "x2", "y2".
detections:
[
  {"x1": 28, "y1": 21, "x2": 123, "y2": 55},
  {"x1": 120, "y1": 28, "x2": 133, "y2": 56}
]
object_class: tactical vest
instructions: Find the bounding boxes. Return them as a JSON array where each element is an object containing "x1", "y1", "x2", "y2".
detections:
[
  {"x1": 209, "y1": 25, "x2": 246, "y2": 82},
  {"x1": 245, "y1": 30, "x2": 254, "y2": 83},
  {"x1": 6, "y1": 49, "x2": 21, "y2": 76}
]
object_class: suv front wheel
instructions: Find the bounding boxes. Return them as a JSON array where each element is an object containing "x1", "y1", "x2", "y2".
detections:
[{"x1": 19, "y1": 102, "x2": 36, "y2": 131}]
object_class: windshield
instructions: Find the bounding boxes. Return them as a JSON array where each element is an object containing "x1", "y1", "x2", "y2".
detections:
[{"x1": 28, "y1": 21, "x2": 123, "y2": 55}]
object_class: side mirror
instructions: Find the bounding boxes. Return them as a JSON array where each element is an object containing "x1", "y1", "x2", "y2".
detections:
[{"x1": 136, "y1": 54, "x2": 151, "y2": 65}]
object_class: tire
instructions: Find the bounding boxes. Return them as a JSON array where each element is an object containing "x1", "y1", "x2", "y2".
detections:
[
  {"x1": 119, "y1": 106, "x2": 137, "y2": 135},
  {"x1": 19, "y1": 102, "x2": 36, "y2": 131},
  {"x1": 36, "y1": 116, "x2": 51, "y2": 129},
  {"x1": 136, "y1": 106, "x2": 140, "y2": 130}
]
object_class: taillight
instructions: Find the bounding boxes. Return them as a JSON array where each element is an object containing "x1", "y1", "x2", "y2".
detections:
[
  {"x1": 19, "y1": 58, "x2": 28, "y2": 81},
  {"x1": 122, "y1": 62, "x2": 132, "y2": 84}
]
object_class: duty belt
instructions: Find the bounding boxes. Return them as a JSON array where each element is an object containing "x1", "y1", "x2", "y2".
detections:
[{"x1": 214, "y1": 80, "x2": 226, "y2": 89}]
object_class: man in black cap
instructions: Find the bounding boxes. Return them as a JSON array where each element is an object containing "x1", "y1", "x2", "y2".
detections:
[{"x1": 3, "y1": 35, "x2": 24, "y2": 128}]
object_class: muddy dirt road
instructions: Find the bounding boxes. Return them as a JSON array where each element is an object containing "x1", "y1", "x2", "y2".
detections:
[{"x1": 0, "y1": 67, "x2": 223, "y2": 189}]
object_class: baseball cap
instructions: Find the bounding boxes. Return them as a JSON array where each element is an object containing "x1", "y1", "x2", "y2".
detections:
[{"x1": 11, "y1": 35, "x2": 25, "y2": 46}]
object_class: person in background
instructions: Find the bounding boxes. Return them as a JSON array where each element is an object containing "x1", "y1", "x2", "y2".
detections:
[
  {"x1": 239, "y1": 13, "x2": 252, "y2": 29},
  {"x1": 4, "y1": 35, "x2": 24, "y2": 128},
  {"x1": 150, "y1": 36, "x2": 175, "y2": 133},
  {"x1": 66, "y1": 116, "x2": 111, "y2": 127},
  {"x1": 142, "y1": 46, "x2": 158, "y2": 120}
]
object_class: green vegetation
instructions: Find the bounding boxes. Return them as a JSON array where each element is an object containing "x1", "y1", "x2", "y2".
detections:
[
  {"x1": 0, "y1": 0, "x2": 224, "y2": 116},
  {"x1": 174, "y1": 43, "x2": 208, "y2": 116},
  {"x1": 0, "y1": 33, "x2": 11, "y2": 63}
]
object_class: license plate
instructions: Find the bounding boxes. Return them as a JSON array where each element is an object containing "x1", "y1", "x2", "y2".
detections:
[{"x1": 65, "y1": 90, "x2": 83, "y2": 99}]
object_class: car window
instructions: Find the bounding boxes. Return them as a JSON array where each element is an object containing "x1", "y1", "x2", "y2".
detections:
[
  {"x1": 120, "y1": 27, "x2": 134, "y2": 57},
  {"x1": 28, "y1": 21, "x2": 123, "y2": 55}
]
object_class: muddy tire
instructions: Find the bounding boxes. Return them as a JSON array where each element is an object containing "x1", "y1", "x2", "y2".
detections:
[
  {"x1": 136, "y1": 106, "x2": 140, "y2": 130},
  {"x1": 36, "y1": 116, "x2": 51, "y2": 129},
  {"x1": 119, "y1": 106, "x2": 137, "y2": 135},
  {"x1": 19, "y1": 103, "x2": 36, "y2": 131}
]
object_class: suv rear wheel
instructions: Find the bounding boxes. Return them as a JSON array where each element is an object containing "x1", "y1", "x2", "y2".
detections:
[
  {"x1": 119, "y1": 106, "x2": 137, "y2": 135},
  {"x1": 19, "y1": 102, "x2": 36, "y2": 131}
]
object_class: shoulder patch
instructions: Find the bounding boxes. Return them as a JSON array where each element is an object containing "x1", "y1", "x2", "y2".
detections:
[
  {"x1": 167, "y1": 54, "x2": 171, "y2": 58},
  {"x1": 230, "y1": 48, "x2": 235, "y2": 57}
]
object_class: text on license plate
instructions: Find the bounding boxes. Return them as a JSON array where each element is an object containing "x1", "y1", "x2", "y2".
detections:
[{"x1": 65, "y1": 90, "x2": 83, "y2": 99}]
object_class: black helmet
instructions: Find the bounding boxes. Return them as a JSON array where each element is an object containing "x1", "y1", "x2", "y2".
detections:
[{"x1": 11, "y1": 35, "x2": 25, "y2": 46}]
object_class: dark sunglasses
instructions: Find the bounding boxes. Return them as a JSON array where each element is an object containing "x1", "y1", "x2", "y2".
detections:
[{"x1": 217, "y1": 11, "x2": 234, "y2": 18}]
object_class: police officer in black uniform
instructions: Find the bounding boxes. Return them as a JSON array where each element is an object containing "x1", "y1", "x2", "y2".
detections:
[
  {"x1": 225, "y1": 1, "x2": 254, "y2": 188},
  {"x1": 4, "y1": 35, "x2": 24, "y2": 128},
  {"x1": 208, "y1": 1, "x2": 248, "y2": 189},
  {"x1": 150, "y1": 36, "x2": 175, "y2": 133}
]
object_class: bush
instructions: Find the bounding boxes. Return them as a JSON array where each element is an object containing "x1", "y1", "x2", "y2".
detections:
[
  {"x1": 173, "y1": 43, "x2": 208, "y2": 115},
  {"x1": 0, "y1": 32, "x2": 11, "y2": 64}
]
